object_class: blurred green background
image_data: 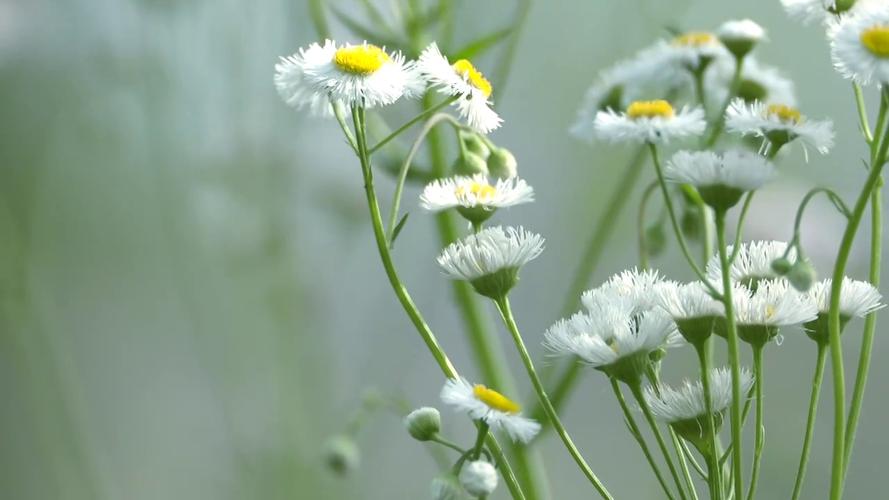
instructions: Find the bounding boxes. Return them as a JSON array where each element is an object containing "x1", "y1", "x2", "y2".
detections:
[{"x1": 1, "y1": 0, "x2": 886, "y2": 498}]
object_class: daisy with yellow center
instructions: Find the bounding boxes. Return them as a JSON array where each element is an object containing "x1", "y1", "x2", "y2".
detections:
[
  {"x1": 593, "y1": 99, "x2": 706, "y2": 144},
  {"x1": 733, "y1": 279, "x2": 817, "y2": 346},
  {"x1": 419, "y1": 174, "x2": 534, "y2": 224},
  {"x1": 651, "y1": 30, "x2": 730, "y2": 72},
  {"x1": 275, "y1": 40, "x2": 424, "y2": 110},
  {"x1": 725, "y1": 98, "x2": 834, "y2": 156},
  {"x1": 831, "y1": 5, "x2": 889, "y2": 85},
  {"x1": 417, "y1": 43, "x2": 503, "y2": 133},
  {"x1": 441, "y1": 377, "x2": 541, "y2": 443}
]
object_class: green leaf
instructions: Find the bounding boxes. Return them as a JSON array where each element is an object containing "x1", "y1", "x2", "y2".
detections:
[
  {"x1": 451, "y1": 27, "x2": 514, "y2": 60},
  {"x1": 390, "y1": 212, "x2": 410, "y2": 247}
]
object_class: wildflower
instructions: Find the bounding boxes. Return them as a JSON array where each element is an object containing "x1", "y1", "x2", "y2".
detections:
[
  {"x1": 654, "y1": 281, "x2": 725, "y2": 345},
  {"x1": 652, "y1": 32, "x2": 731, "y2": 73},
  {"x1": 664, "y1": 150, "x2": 775, "y2": 211},
  {"x1": 594, "y1": 99, "x2": 706, "y2": 144},
  {"x1": 583, "y1": 267, "x2": 665, "y2": 313},
  {"x1": 322, "y1": 434, "x2": 360, "y2": 475},
  {"x1": 276, "y1": 40, "x2": 422, "y2": 110},
  {"x1": 734, "y1": 279, "x2": 819, "y2": 346},
  {"x1": 420, "y1": 175, "x2": 534, "y2": 224},
  {"x1": 437, "y1": 226, "x2": 544, "y2": 299},
  {"x1": 404, "y1": 407, "x2": 441, "y2": 442},
  {"x1": 417, "y1": 43, "x2": 502, "y2": 133},
  {"x1": 440, "y1": 378, "x2": 541, "y2": 443},
  {"x1": 804, "y1": 278, "x2": 884, "y2": 343},
  {"x1": 725, "y1": 99, "x2": 835, "y2": 155},
  {"x1": 717, "y1": 19, "x2": 767, "y2": 59},
  {"x1": 781, "y1": 0, "x2": 858, "y2": 24},
  {"x1": 459, "y1": 461, "x2": 498, "y2": 497},
  {"x1": 831, "y1": 3, "x2": 889, "y2": 85},
  {"x1": 706, "y1": 240, "x2": 795, "y2": 290}
]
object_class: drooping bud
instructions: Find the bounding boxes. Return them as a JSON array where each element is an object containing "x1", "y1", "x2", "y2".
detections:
[
  {"x1": 788, "y1": 259, "x2": 816, "y2": 292},
  {"x1": 452, "y1": 151, "x2": 489, "y2": 176},
  {"x1": 458, "y1": 461, "x2": 498, "y2": 497},
  {"x1": 404, "y1": 407, "x2": 441, "y2": 442},
  {"x1": 644, "y1": 225, "x2": 667, "y2": 257},
  {"x1": 461, "y1": 131, "x2": 490, "y2": 158},
  {"x1": 487, "y1": 147, "x2": 518, "y2": 179},
  {"x1": 322, "y1": 434, "x2": 360, "y2": 475},
  {"x1": 770, "y1": 257, "x2": 793, "y2": 276}
]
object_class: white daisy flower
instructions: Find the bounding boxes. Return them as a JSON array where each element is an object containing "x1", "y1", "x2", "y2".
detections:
[
  {"x1": 707, "y1": 57, "x2": 797, "y2": 109},
  {"x1": 417, "y1": 42, "x2": 502, "y2": 133},
  {"x1": 831, "y1": 3, "x2": 889, "y2": 85},
  {"x1": 594, "y1": 99, "x2": 706, "y2": 144},
  {"x1": 735, "y1": 279, "x2": 818, "y2": 345},
  {"x1": 419, "y1": 174, "x2": 534, "y2": 223},
  {"x1": 583, "y1": 268, "x2": 665, "y2": 313},
  {"x1": 648, "y1": 32, "x2": 732, "y2": 73},
  {"x1": 655, "y1": 281, "x2": 725, "y2": 320},
  {"x1": 725, "y1": 99, "x2": 835, "y2": 155},
  {"x1": 717, "y1": 19, "x2": 767, "y2": 58},
  {"x1": 665, "y1": 150, "x2": 775, "y2": 210},
  {"x1": 808, "y1": 277, "x2": 884, "y2": 317},
  {"x1": 289, "y1": 40, "x2": 422, "y2": 109},
  {"x1": 544, "y1": 307, "x2": 681, "y2": 380},
  {"x1": 646, "y1": 367, "x2": 754, "y2": 424},
  {"x1": 437, "y1": 226, "x2": 544, "y2": 298},
  {"x1": 706, "y1": 240, "x2": 795, "y2": 289},
  {"x1": 440, "y1": 377, "x2": 541, "y2": 443},
  {"x1": 459, "y1": 461, "x2": 498, "y2": 497},
  {"x1": 781, "y1": 0, "x2": 837, "y2": 24},
  {"x1": 274, "y1": 51, "x2": 333, "y2": 115}
]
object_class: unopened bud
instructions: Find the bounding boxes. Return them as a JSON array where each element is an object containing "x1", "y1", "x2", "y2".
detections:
[
  {"x1": 487, "y1": 148, "x2": 518, "y2": 179},
  {"x1": 770, "y1": 257, "x2": 793, "y2": 276},
  {"x1": 644, "y1": 225, "x2": 667, "y2": 257},
  {"x1": 788, "y1": 259, "x2": 816, "y2": 292},
  {"x1": 453, "y1": 152, "x2": 489, "y2": 176},
  {"x1": 404, "y1": 407, "x2": 441, "y2": 441},
  {"x1": 461, "y1": 132, "x2": 490, "y2": 158},
  {"x1": 459, "y1": 460, "x2": 498, "y2": 497},
  {"x1": 322, "y1": 434, "x2": 359, "y2": 475}
]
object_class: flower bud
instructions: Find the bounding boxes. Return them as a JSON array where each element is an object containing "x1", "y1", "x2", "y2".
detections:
[
  {"x1": 788, "y1": 259, "x2": 816, "y2": 292},
  {"x1": 770, "y1": 257, "x2": 793, "y2": 276},
  {"x1": 644, "y1": 225, "x2": 667, "y2": 257},
  {"x1": 322, "y1": 434, "x2": 359, "y2": 475},
  {"x1": 833, "y1": 0, "x2": 856, "y2": 14},
  {"x1": 681, "y1": 209, "x2": 701, "y2": 241},
  {"x1": 431, "y1": 474, "x2": 466, "y2": 500},
  {"x1": 487, "y1": 148, "x2": 518, "y2": 179},
  {"x1": 404, "y1": 407, "x2": 441, "y2": 441},
  {"x1": 461, "y1": 132, "x2": 490, "y2": 158},
  {"x1": 459, "y1": 460, "x2": 498, "y2": 497},
  {"x1": 453, "y1": 151, "x2": 489, "y2": 176}
]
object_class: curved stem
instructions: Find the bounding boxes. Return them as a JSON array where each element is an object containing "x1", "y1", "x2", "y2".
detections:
[
  {"x1": 495, "y1": 297, "x2": 614, "y2": 500},
  {"x1": 746, "y1": 345, "x2": 765, "y2": 500},
  {"x1": 696, "y1": 342, "x2": 722, "y2": 500},
  {"x1": 715, "y1": 210, "x2": 745, "y2": 500},
  {"x1": 853, "y1": 82, "x2": 873, "y2": 144},
  {"x1": 610, "y1": 379, "x2": 675, "y2": 500},
  {"x1": 629, "y1": 384, "x2": 688, "y2": 500},
  {"x1": 369, "y1": 97, "x2": 457, "y2": 155},
  {"x1": 349, "y1": 106, "x2": 526, "y2": 500},
  {"x1": 728, "y1": 192, "x2": 755, "y2": 264},
  {"x1": 671, "y1": 430, "x2": 699, "y2": 500},
  {"x1": 791, "y1": 343, "x2": 828, "y2": 500}
]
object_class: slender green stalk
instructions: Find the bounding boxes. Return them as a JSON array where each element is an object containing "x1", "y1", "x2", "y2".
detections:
[
  {"x1": 629, "y1": 384, "x2": 688, "y2": 500},
  {"x1": 307, "y1": 0, "x2": 330, "y2": 38},
  {"x1": 853, "y1": 82, "x2": 874, "y2": 144},
  {"x1": 671, "y1": 430, "x2": 699, "y2": 500},
  {"x1": 705, "y1": 57, "x2": 744, "y2": 147},
  {"x1": 495, "y1": 297, "x2": 614, "y2": 500},
  {"x1": 714, "y1": 211, "x2": 745, "y2": 500},
  {"x1": 432, "y1": 435, "x2": 469, "y2": 455},
  {"x1": 350, "y1": 106, "x2": 526, "y2": 500},
  {"x1": 638, "y1": 181, "x2": 660, "y2": 269},
  {"x1": 827, "y1": 121, "x2": 889, "y2": 500},
  {"x1": 368, "y1": 97, "x2": 457, "y2": 154},
  {"x1": 610, "y1": 379, "x2": 675, "y2": 500},
  {"x1": 728, "y1": 192, "x2": 755, "y2": 263},
  {"x1": 695, "y1": 342, "x2": 722, "y2": 500},
  {"x1": 746, "y1": 345, "x2": 765, "y2": 500},
  {"x1": 791, "y1": 343, "x2": 828, "y2": 500}
]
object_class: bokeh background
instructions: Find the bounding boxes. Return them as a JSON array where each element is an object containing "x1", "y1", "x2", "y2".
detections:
[{"x1": 1, "y1": 0, "x2": 886, "y2": 498}]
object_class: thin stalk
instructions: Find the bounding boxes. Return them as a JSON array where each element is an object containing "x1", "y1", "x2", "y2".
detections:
[
  {"x1": 827, "y1": 121, "x2": 889, "y2": 500},
  {"x1": 705, "y1": 57, "x2": 744, "y2": 147},
  {"x1": 638, "y1": 181, "x2": 660, "y2": 269},
  {"x1": 495, "y1": 297, "x2": 614, "y2": 500},
  {"x1": 671, "y1": 430, "x2": 699, "y2": 500},
  {"x1": 728, "y1": 192, "x2": 755, "y2": 264},
  {"x1": 610, "y1": 379, "x2": 675, "y2": 500},
  {"x1": 696, "y1": 342, "x2": 722, "y2": 500},
  {"x1": 368, "y1": 97, "x2": 457, "y2": 154},
  {"x1": 432, "y1": 435, "x2": 469, "y2": 455},
  {"x1": 680, "y1": 439, "x2": 709, "y2": 481},
  {"x1": 629, "y1": 383, "x2": 688, "y2": 500},
  {"x1": 350, "y1": 106, "x2": 526, "y2": 500},
  {"x1": 746, "y1": 345, "x2": 765, "y2": 500},
  {"x1": 853, "y1": 82, "x2": 873, "y2": 144},
  {"x1": 791, "y1": 343, "x2": 828, "y2": 500},
  {"x1": 715, "y1": 210, "x2": 745, "y2": 500},
  {"x1": 307, "y1": 0, "x2": 330, "y2": 38}
]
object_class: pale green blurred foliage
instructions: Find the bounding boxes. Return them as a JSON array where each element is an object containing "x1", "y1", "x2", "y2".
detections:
[{"x1": 1, "y1": 0, "x2": 887, "y2": 499}]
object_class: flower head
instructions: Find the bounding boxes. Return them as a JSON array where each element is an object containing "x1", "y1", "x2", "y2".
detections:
[
  {"x1": 646, "y1": 367, "x2": 754, "y2": 423},
  {"x1": 781, "y1": 0, "x2": 851, "y2": 24},
  {"x1": 734, "y1": 279, "x2": 818, "y2": 345},
  {"x1": 441, "y1": 378, "x2": 541, "y2": 443},
  {"x1": 804, "y1": 277, "x2": 884, "y2": 342},
  {"x1": 717, "y1": 19, "x2": 767, "y2": 58},
  {"x1": 437, "y1": 226, "x2": 544, "y2": 298},
  {"x1": 706, "y1": 240, "x2": 795, "y2": 289},
  {"x1": 665, "y1": 150, "x2": 775, "y2": 210},
  {"x1": 651, "y1": 32, "x2": 731, "y2": 72},
  {"x1": 594, "y1": 100, "x2": 706, "y2": 144},
  {"x1": 274, "y1": 51, "x2": 333, "y2": 115},
  {"x1": 418, "y1": 43, "x2": 502, "y2": 133},
  {"x1": 459, "y1": 461, "x2": 498, "y2": 497},
  {"x1": 831, "y1": 4, "x2": 889, "y2": 85},
  {"x1": 655, "y1": 281, "x2": 725, "y2": 344},
  {"x1": 277, "y1": 40, "x2": 422, "y2": 109},
  {"x1": 725, "y1": 99, "x2": 835, "y2": 155},
  {"x1": 420, "y1": 175, "x2": 534, "y2": 223},
  {"x1": 584, "y1": 268, "x2": 665, "y2": 314}
]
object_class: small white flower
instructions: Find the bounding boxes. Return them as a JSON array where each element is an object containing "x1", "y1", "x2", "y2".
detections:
[
  {"x1": 544, "y1": 307, "x2": 681, "y2": 370},
  {"x1": 583, "y1": 268, "x2": 665, "y2": 313},
  {"x1": 781, "y1": 0, "x2": 838, "y2": 24},
  {"x1": 665, "y1": 150, "x2": 775, "y2": 193},
  {"x1": 654, "y1": 281, "x2": 725, "y2": 320},
  {"x1": 274, "y1": 51, "x2": 333, "y2": 115},
  {"x1": 707, "y1": 57, "x2": 797, "y2": 108},
  {"x1": 418, "y1": 43, "x2": 502, "y2": 133},
  {"x1": 808, "y1": 277, "x2": 884, "y2": 318},
  {"x1": 648, "y1": 32, "x2": 732, "y2": 72},
  {"x1": 706, "y1": 240, "x2": 795, "y2": 288},
  {"x1": 735, "y1": 279, "x2": 818, "y2": 327},
  {"x1": 717, "y1": 19, "x2": 767, "y2": 44},
  {"x1": 725, "y1": 99, "x2": 835, "y2": 155},
  {"x1": 419, "y1": 175, "x2": 534, "y2": 212},
  {"x1": 830, "y1": 4, "x2": 889, "y2": 85},
  {"x1": 594, "y1": 99, "x2": 706, "y2": 144},
  {"x1": 441, "y1": 378, "x2": 541, "y2": 443},
  {"x1": 646, "y1": 367, "x2": 754, "y2": 423},
  {"x1": 459, "y1": 461, "x2": 498, "y2": 497},
  {"x1": 281, "y1": 40, "x2": 422, "y2": 109}
]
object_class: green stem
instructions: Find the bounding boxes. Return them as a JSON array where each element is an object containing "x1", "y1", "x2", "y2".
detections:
[
  {"x1": 610, "y1": 379, "x2": 675, "y2": 500},
  {"x1": 791, "y1": 343, "x2": 828, "y2": 500},
  {"x1": 705, "y1": 57, "x2": 744, "y2": 147},
  {"x1": 696, "y1": 342, "x2": 722, "y2": 500},
  {"x1": 746, "y1": 345, "x2": 765, "y2": 500},
  {"x1": 715, "y1": 210, "x2": 745, "y2": 500},
  {"x1": 671, "y1": 429, "x2": 699, "y2": 500},
  {"x1": 495, "y1": 297, "x2": 614, "y2": 500},
  {"x1": 728, "y1": 192, "x2": 755, "y2": 263},
  {"x1": 349, "y1": 105, "x2": 526, "y2": 500},
  {"x1": 471, "y1": 422, "x2": 491, "y2": 460},
  {"x1": 432, "y1": 435, "x2": 469, "y2": 455},
  {"x1": 638, "y1": 181, "x2": 660, "y2": 269},
  {"x1": 369, "y1": 97, "x2": 457, "y2": 155},
  {"x1": 629, "y1": 383, "x2": 688, "y2": 500},
  {"x1": 307, "y1": 0, "x2": 330, "y2": 38},
  {"x1": 853, "y1": 82, "x2": 873, "y2": 144}
]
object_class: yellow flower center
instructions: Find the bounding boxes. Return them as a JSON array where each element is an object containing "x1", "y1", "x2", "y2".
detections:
[
  {"x1": 455, "y1": 181, "x2": 497, "y2": 201},
  {"x1": 473, "y1": 384, "x2": 520, "y2": 414},
  {"x1": 333, "y1": 44, "x2": 390, "y2": 74},
  {"x1": 861, "y1": 25, "x2": 889, "y2": 58},
  {"x1": 674, "y1": 32, "x2": 717, "y2": 47},
  {"x1": 765, "y1": 304, "x2": 777, "y2": 321},
  {"x1": 453, "y1": 59, "x2": 493, "y2": 98},
  {"x1": 626, "y1": 100, "x2": 675, "y2": 120},
  {"x1": 766, "y1": 104, "x2": 802, "y2": 124}
]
